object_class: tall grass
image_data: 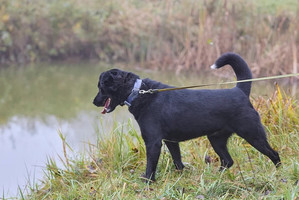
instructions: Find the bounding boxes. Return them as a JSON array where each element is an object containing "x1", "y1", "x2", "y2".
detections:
[
  {"x1": 1, "y1": 0, "x2": 298, "y2": 76},
  {"x1": 21, "y1": 85, "x2": 299, "y2": 199}
]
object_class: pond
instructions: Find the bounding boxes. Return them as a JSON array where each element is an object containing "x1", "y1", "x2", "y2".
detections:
[{"x1": 0, "y1": 62, "x2": 298, "y2": 198}]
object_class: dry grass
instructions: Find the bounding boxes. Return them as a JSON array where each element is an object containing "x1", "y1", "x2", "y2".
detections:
[{"x1": 1, "y1": 0, "x2": 298, "y2": 76}]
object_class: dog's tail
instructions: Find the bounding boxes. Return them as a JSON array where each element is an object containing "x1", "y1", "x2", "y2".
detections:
[{"x1": 210, "y1": 52, "x2": 252, "y2": 97}]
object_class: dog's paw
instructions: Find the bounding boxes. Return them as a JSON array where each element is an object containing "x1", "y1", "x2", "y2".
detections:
[
  {"x1": 219, "y1": 166, "x2": 228, "y2": 172},
  {"x1": 140, "y1": 174, "x2": 155, "y2": 183},
  {"x1": 275, "y1": 161, "x2": 282, "y2": 168},
  {"x1": 174, "y1": 163, "x2": 185, "y2": 171}
]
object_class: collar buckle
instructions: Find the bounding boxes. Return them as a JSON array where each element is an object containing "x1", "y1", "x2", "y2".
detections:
[
  {"x1": 124, "y1": 101, "x2": 131, "y2": 107},
  {"x1": 124, "y1": 79, "x2": 142, "y2": 107}
]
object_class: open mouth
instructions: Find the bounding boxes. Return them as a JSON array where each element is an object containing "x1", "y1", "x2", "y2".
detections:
[{"x1": 101, "y1": 98, "x2": 111, "y2": 114}]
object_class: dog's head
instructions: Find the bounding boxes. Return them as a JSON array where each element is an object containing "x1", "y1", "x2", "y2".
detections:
[{"x1": 93, "y1": 69, "x2": 140, "y2": 114}]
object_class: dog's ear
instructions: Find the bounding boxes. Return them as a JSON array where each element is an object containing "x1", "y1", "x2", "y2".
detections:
[
  {"x1": 102, "y1": 70, "x2": 123, "y2": 91},
  {"x1": 101, "y1": 69, "x2": 138, "y2": 92},
  {"x1": 124, "y1": 72, "x2": 136, "y2": 84}
]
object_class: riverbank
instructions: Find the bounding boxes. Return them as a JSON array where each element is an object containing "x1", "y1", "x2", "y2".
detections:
[
  {"x1": 22, "y1": 85, "x2": 299, "y2": 199},
  {"x1": 1, "y1": 0, "x2": 298, "y2": 76}
]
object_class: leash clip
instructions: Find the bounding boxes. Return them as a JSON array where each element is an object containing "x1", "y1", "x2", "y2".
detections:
[{"x1": 139, "y1": 89, "x2": 157, "y2": 94}]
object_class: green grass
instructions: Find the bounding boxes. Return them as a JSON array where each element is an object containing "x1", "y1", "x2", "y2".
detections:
[{"x1": 18, "y1": 86, "x2": 299, "y2": 199}]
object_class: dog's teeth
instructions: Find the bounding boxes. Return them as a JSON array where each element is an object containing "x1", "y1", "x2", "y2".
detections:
[{"x1": 210, "y1": 64, "x2": 217, "y2": 69}]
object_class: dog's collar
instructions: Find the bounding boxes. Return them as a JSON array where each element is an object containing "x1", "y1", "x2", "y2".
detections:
[{"x1": 124, "y1": 79, "x2": 142, "y2": 107}]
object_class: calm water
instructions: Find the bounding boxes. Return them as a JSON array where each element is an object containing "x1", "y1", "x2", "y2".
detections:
[{"x1": 0, "y1": 62, "x2": 298, "y2": 198}]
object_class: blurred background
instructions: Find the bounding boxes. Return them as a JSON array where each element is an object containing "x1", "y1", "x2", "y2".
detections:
[
  {"x1": 1, "y1": 0, "x2": 298, "y2": 75},
  {"x1": 0, "y1": 0, "x2": 298, "y2": 198}
]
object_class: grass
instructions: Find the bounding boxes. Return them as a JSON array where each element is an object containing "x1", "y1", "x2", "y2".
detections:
[{"x1": 17, "y1": 85, "x2": 299, "y2": 200}]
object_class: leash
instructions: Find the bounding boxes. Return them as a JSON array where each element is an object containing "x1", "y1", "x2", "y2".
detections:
[{"x1": 139, "y1": 73, "x2": 299, "y2": 94}]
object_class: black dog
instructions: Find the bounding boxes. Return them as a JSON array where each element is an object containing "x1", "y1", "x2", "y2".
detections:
[{"x1": 93, "y1": 53, "x2": 281, "y2": 181}]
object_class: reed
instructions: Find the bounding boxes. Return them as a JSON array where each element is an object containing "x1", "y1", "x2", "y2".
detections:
[{"x1": 1, "y1": 0, "x2": 298, "y2": 76}]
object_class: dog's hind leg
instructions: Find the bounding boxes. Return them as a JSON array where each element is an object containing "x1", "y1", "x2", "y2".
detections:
[
  {"x1": 235, "y1": 118, "x2": 281, "y2": 168},
  {"x1": 208, "y1": 131, "x2": 234, "y2": 170},
  {"x1": 164, "y1": 141, "x2": 185, "y2": 170}
]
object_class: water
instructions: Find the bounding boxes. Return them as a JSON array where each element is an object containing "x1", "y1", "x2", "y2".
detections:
[{"x1": 0, "y1": 62, "x2": 297, "y2": 198}]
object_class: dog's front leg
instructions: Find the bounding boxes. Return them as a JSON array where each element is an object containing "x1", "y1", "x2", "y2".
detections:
[{"x1": 142, "y1": 139, "x2": 162, "y2": 182}]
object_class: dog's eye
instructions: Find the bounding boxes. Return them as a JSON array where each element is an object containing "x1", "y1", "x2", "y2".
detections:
[{"x1": 99, "y1": 87, "x2": 107, "y2": 94}]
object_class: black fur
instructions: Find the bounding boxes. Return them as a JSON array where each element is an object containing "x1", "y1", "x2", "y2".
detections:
[{"x1": 93, "y1": 53, "x2": 281, "y2": 181}]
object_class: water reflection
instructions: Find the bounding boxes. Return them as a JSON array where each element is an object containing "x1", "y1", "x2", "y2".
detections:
[{"x1": 0, "y1": 113, "x2": 95, "y2": 197}]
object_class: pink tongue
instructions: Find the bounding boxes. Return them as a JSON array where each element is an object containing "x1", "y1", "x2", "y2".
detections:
[{"x1": 101, "y1": 98, "x2": 111, "y2": 114}]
